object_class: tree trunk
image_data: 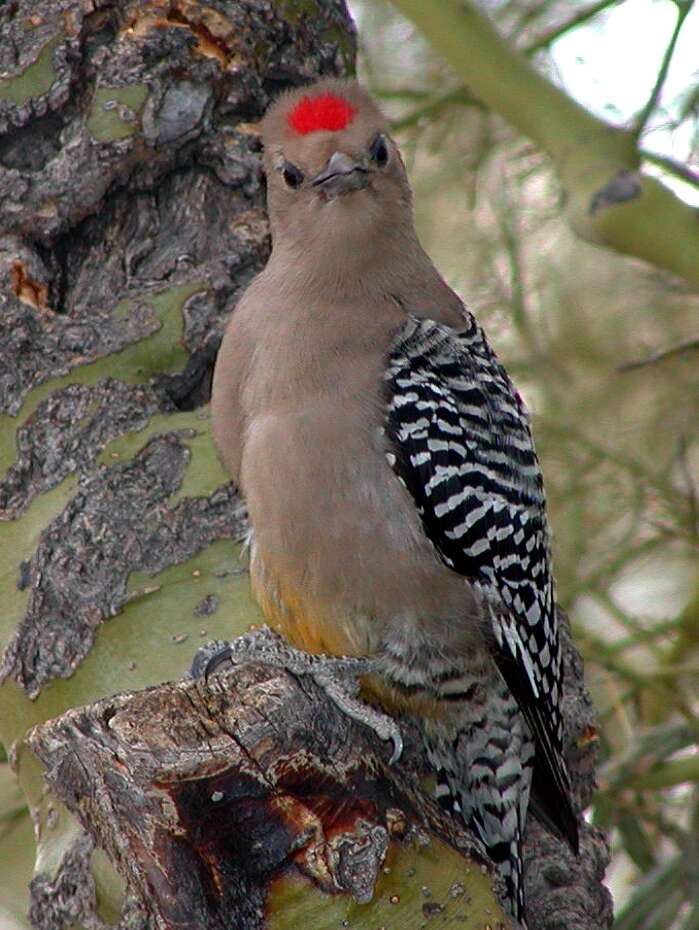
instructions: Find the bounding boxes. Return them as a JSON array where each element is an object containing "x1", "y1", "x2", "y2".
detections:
[{"x1": 0, "y1": 2, "x2": 612, "y2": 928}]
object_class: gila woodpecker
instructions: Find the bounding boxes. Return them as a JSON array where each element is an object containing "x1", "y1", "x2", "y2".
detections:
[{"x1": 209, "y1": 79, "x2": 579, "y2": 924}]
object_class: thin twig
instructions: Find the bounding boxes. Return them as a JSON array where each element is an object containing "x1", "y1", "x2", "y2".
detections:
[
  {"x1": 675, "y1": 435, "x2": 699, "y2": 540},
  {"x1": 373, "y1": 87, "x2": 433, "y2": 103},
  {"x1": 589, "y1": 589, "x2": 669, "y2": 659},
  {"x1": 541, "y1": 420, "x2": 682, "y2": 505},
  {"x1": 496, "y1": 189, "x2": 532, "y2": 343},
  {"x1": 390, "y1": 86, "x2": 484, "y2": 132},
  {"x1": 633, "y1": 0, "x2": 694, "y2": 138},
  {"x1": 523, "y1": 0, "x2": 624, "y2": 55},
  {"x1": 618, "y1": 336, "x2": 699, "y2": 372},
  {"x1": 602, "y1": 620, "x2": 683, "y2": 656},
  {"x1": 641, "y1": 148, "x2": 699, "y2": 190},
  {"x1": 563, "y1": 536, "x2": 669, "y2": 605},
  {"x1": 601, "y1": 669, "x2": 634, "y2": 743}
]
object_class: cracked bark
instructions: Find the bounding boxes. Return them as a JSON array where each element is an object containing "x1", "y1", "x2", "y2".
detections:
[
  {"x1": 0, "y1": 1, "x2": 610, "y2": 928},
  {"x1": 28, "y1": 666, "x2": 494, "y2": 930}
]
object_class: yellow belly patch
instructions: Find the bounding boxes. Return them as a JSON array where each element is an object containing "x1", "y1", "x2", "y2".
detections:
[
  {"x1": 251, "y1": 569, "x2": 362, "y2": 657},
  {"x1": 251, "y1": 563, "x2": 448, "y2": 722}
]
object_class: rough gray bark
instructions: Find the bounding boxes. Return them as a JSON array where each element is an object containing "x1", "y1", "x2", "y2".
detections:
[{"x1": 0, "y1": 1, "x2": 611, "y2": 928}]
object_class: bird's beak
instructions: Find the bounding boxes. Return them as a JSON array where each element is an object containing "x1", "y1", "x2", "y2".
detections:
[{"x1": 311, "y1": 151, "x2": 369, "y2": 197}]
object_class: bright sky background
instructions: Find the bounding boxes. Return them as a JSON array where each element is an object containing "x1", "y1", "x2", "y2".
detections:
[{"x1": 549, "y1": 0, "x2": 699, "y2": 203}]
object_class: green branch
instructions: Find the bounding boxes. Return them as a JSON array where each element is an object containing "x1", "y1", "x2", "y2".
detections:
[
  {"x1": 386, "y1": 0, "x2": 699, "y2": 289},
  {"x1": 641, "y1": 147, "x2": 699, "y2": 190},
  {"x1": 626, "y1": 755, "x2": 699, "y2": 791}
]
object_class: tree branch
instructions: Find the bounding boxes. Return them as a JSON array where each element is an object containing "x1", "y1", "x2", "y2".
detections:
[
  {"x1": 386, "y1": 0, "x2": 699, "y2": 288},
  {"x1": 26, "y1": 665, "x2": 507, "y2": 930},
  {"x1": 389, "y1": 85, "x2": 484, "y2": 131},
  {"x1": 617, "y1": 335, "x2": 699, "y2": 371},
  {"x1": 25, "y1": 615, "x2": 611, "y2": 930},
  {"x1": 640, "y1": 148, "x2": 699, "y2": 190}
]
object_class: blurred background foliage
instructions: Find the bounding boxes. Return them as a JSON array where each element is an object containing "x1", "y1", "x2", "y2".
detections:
[{"x1": 348, "y1": 0, "x2": 699, "y2": 926}]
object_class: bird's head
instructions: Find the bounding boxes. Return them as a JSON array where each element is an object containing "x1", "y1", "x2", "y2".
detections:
[{"x1": 260, "y1": 79, "x2": 413, "y2": 268}]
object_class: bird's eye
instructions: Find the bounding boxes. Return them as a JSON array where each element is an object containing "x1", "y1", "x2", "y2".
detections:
[
  {"x1": 369, "y1": 133, "x2": 389, "y2": 167},
  {"x1": 281, "y1": 161, "x2": 304, "y2": 189}
]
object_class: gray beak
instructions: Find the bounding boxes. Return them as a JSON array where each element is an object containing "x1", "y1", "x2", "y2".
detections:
[{"x1": 311, "y1": 151, "x2": 369, "y2": 197}]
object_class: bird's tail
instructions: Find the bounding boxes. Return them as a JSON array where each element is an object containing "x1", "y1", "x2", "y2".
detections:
[{"x1": 425, "y1": 683, "x2": 534, "y2": 926}]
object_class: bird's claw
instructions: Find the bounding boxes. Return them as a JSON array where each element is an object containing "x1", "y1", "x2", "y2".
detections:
[
  {"x1": 189, "y1": 639, "x2": 232, "y2": 679},
  {"x1": 191, "y1": 626, "x2": 403, "y2": 764}
]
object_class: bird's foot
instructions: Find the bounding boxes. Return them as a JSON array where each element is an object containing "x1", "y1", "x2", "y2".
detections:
[{"x1": 190, "y1": 626, "x2": 403, "y2": 764}]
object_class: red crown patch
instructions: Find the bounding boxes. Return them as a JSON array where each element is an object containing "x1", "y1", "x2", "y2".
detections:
[{"x1": 288, "y1": 93, "x2": 357, "y2": 135}]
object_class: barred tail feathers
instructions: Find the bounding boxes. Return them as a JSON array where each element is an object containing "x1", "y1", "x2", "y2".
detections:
[{"x1": 425, "y1": 683, "x2": 534, "y2": 925}]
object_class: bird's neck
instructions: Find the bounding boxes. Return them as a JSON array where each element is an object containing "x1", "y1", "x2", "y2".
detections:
[{"x1": 267, "y1": 229, "x2": 464, "y2": 326}]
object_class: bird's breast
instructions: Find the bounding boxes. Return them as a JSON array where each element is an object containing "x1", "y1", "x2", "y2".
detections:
[{"x1": 242, "y1": 395, "x2": 480, "y2": 662}]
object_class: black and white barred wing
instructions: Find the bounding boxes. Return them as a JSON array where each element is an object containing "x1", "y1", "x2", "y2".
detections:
[{"x1": 384, "y1": 315, "x2": 578, "y2": 851}]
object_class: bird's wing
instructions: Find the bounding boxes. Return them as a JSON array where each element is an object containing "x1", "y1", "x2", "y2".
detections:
[{"x1": 384, "y1": 314, "x2": 578, "y2": 851}]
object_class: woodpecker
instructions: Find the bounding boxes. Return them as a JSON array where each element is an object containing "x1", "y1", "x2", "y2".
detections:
[{"x1": 210, "y1": 78, "x2": 579, "y2": 924}]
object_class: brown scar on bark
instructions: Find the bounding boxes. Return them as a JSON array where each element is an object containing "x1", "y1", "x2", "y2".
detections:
[
  {"x1": 10, "y1": 260, "x2": 52, "y2": 312},
  {"x1": 577, "y1": 724, "x2": 599, "y2": 748}
]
